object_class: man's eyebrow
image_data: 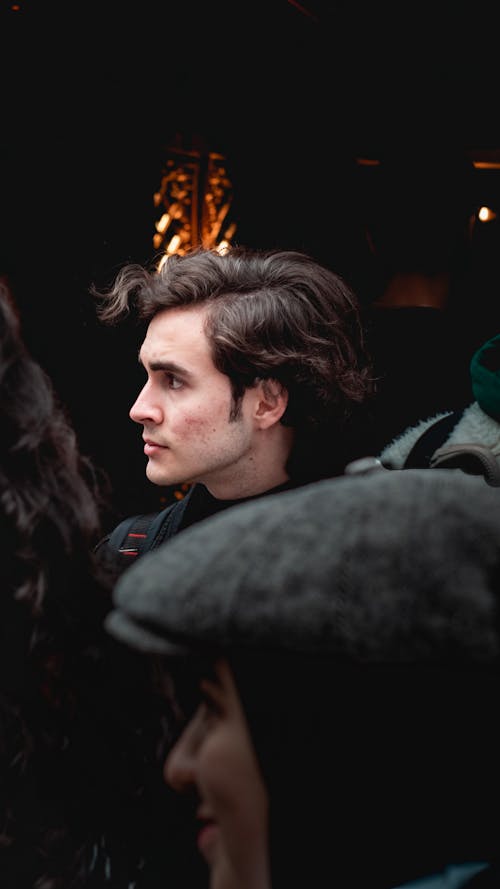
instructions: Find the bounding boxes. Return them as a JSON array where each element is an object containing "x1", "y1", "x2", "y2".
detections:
[{"x1": 141, "y1": 357, "x2": 193, "y2": 378}]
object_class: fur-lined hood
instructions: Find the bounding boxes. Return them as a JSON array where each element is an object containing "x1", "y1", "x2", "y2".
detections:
[
  {"x1": 380, "y1": 401, "x2": 500, "y2": 468},
  {"x1": 380, "y1": 332, "x2": 500, "y2": 469}
]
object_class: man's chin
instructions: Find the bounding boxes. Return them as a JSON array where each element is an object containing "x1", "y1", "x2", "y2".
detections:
[{"x1": 145, "y1": 465, "x2": 173, "y2": 487}]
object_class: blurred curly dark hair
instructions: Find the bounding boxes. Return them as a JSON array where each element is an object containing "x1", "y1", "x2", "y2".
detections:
[{"x1": 0, "y1": 282, "x2": 195, "y2": 888}]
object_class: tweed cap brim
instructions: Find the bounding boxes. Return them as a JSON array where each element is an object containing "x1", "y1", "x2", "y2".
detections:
[
  {"x1": 105, "y1": 609, "x2": 193, "y2": 656},
  {"x1": 104, "y1": 468, "x2": 500, "y2": 663}
]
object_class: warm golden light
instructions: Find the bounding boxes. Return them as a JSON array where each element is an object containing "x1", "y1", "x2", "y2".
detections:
[
  {"x1": 478, "y1": 206, "x2": 497, "y2": 222},
  {"x1": 153, "y1": 143, "x2": 236, "y2": 257},
  {"x1": 156, "y1": 213, "x2": 170, "y2": 233},
  {"x1": 473, "y1": 161, "x2": 500, "y2": 170},
  {"x1": 166, "y1": 234, "x2": 182, "y2": 254}
]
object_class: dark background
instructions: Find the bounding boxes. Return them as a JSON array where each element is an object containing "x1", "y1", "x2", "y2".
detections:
[{"x1": 2, "y1": 0, "x2": 500, "y2": 521}]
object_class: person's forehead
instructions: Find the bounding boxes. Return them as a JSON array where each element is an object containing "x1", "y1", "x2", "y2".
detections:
[{"x1": 141, "y1": 304, "x2": 213, "y2": 366}]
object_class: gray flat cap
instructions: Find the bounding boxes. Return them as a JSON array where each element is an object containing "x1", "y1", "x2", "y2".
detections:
[{"x1": 105, "y1": 469, "x2": 500, "y2": 662}]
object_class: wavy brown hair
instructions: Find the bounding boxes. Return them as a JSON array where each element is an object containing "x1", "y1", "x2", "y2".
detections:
[{"x1": 94, "y1": 246, "x2": 376, "y2": 479}]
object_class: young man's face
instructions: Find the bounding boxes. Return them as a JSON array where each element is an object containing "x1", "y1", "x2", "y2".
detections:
[
  {"x1": 164, "y1": 658, "x2": 270, "y2": 889},
  {"x1": 130, "y1": 305, "x2": 266, "y2": 497}
]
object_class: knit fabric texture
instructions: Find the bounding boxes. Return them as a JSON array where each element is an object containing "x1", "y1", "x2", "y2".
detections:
[{"x1": 105, "y1": 469, "x2": 500, "y2": 664}]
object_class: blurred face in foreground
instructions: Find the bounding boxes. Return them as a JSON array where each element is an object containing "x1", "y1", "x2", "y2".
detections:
[{"x1": 164, "y1": 657, "x2": 270, "y2": 889}]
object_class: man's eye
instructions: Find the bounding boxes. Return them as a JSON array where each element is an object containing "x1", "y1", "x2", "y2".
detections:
[{"x1": 165, "y1": 373, "x2": 183, "y2": 389}]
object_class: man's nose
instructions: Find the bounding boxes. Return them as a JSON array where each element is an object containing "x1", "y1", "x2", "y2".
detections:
[{"x1": 129, "y1": 382, "x2": 163, "y2": 425}]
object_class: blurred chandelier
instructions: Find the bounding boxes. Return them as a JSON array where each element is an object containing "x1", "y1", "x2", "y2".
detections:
[{"x1": 153, "y1": 141, "x2": 237, "y2": 262}]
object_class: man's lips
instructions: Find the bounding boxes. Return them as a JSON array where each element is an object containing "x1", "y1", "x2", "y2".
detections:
[{"x1": 143, "y1": 438, "x2": 167, "y2": 455}]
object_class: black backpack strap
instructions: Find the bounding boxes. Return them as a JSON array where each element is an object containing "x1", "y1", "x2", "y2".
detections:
[
  {"x1": 106, "y1": 510, "x2": 166, "y2": 561},
  {"x1": 103, "y1": 485, "x2": 195, "y2": 563},
  {"x1": 149, "y1": 487, "x2": 193, "y2": 546},
  {"x1": 403, "y1": 409, "x2": 464, "y2": 469}
]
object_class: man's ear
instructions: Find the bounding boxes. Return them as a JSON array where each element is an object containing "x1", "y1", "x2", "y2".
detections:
[{"x1": 254, "y1": 378, "x2": 289, "y2": 429}]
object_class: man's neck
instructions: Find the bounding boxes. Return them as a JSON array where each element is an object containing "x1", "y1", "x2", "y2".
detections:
[
  {"x1": 202, "y1": 425, "x2": 295, "y2": 501},
  {"x1": 204, "y1": 468, "x2": 291, "y2": 502}
]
